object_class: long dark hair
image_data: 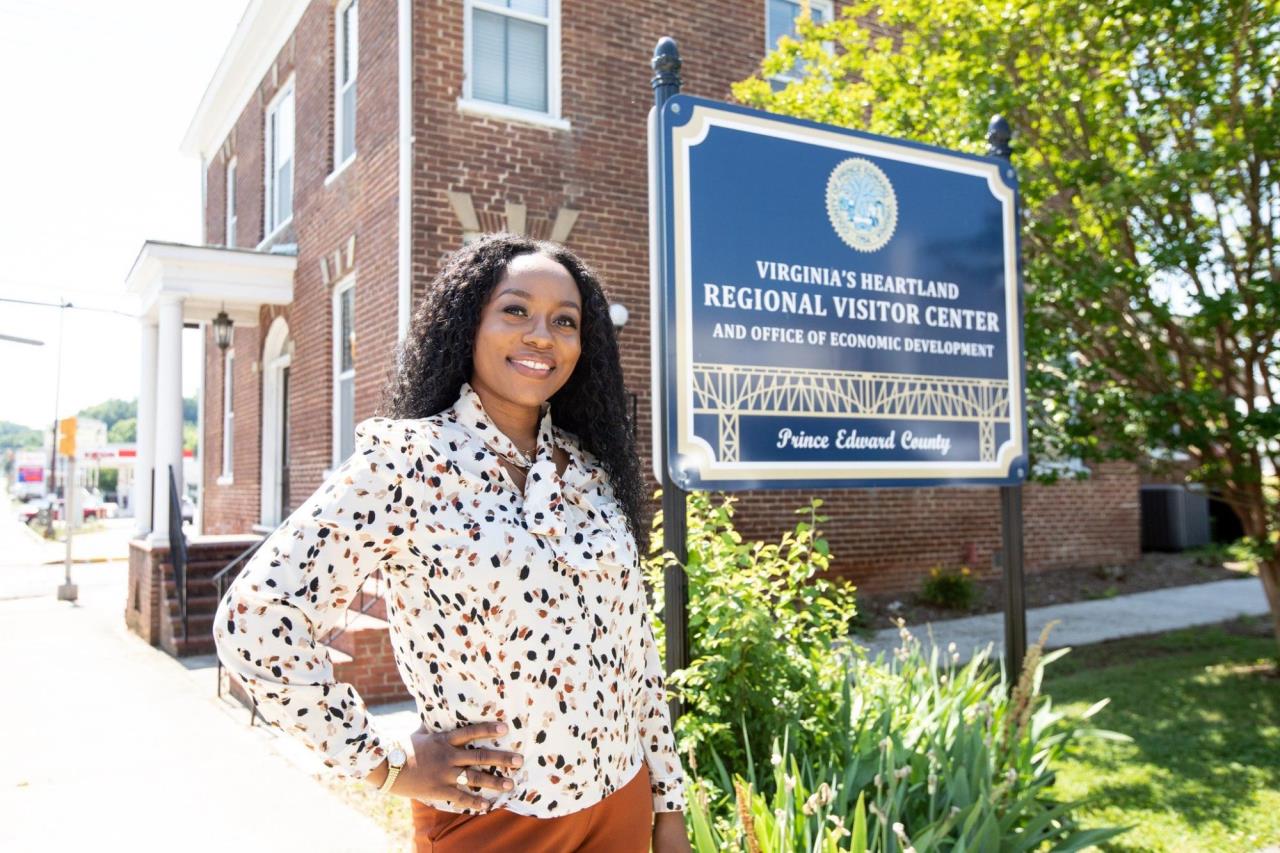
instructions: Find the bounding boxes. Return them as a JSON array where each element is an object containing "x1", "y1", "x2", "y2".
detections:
[{"x1": 382, "y1": 233, "x2": 651, "y2": 550}]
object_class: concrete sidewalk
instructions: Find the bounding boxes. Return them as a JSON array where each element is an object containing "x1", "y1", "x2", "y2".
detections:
[
  {"x1": 0, "y1": 563, "x2": 393, "y2": 852},
  {"x1": 861, "y1": 576, "x2": 1271, "y2": 664}
]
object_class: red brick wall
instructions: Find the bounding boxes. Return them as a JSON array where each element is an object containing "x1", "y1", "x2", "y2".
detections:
[
  {"x1": 729, "y1": 461, "x2": 1141, "y2": 596},
  {"x1": 203, "y1": 323, "x2": 265, "y2": 533},
  {"x1": 199, "y1": 0, "x2": 1139, "y2": 595},
  {"x1": 202, "y1": 0, "x2": 401, "y2": 532}
]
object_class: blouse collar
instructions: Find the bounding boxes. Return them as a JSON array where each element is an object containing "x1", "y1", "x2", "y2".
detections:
[
  {"x1": 452, "y1": 380, "x2": 557, "y2": 470},
  {"x1": 446, "y1": 381, "x2": 633, "y2": 574}
]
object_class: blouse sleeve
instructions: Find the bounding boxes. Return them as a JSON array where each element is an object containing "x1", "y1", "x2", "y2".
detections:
[
  {"x1": 635, "y1": 572, "x2": 688, "y2": 812},
  {"x1": 212, "y1": 417, "x2": 422, "y2": 779}
]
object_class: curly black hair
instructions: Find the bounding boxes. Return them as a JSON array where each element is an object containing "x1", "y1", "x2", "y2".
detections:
[{"x1": 381, "y1": 232, "x2": 651, "y2": 551}]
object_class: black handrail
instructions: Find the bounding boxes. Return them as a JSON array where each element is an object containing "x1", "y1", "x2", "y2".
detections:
[{"x1": 167, "y1": 466, "x2": 189, "y2": 641}]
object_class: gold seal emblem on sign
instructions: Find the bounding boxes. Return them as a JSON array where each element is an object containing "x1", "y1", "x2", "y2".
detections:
[{"x1": 826, "y1": 157, "x2": 898, "y2": 252}]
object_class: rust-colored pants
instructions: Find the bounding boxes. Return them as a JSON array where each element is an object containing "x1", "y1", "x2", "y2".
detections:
[{"x1": 412, "y1": 762, "x2": 653, "y2": 852}]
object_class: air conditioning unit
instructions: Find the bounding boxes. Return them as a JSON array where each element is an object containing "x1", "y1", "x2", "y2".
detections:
[{"x1": 1140, "y1": 485, "x2": 1210, "y2": 551}]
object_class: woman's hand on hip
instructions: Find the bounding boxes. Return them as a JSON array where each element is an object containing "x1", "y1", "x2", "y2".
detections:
[
  {"x1": 652, "y1": 810, "x2": 692, "y2": 853},
  {"x1": 386, "y1": 721, "x2": 524, "y2": 812}
]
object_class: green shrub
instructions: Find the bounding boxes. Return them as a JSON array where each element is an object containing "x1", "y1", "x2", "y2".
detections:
[
  {"x1": 683, "y1": 626, "x2": 1130, "y2": 852},
  {"x1": 918, "y1": 565, "x2": 976, "y2": 610},
  {"x1": 645, "y1": 491, "x2": 859, "y2": 778}
]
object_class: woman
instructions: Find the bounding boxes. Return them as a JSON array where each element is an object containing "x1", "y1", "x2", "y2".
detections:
[{"x1": 213, "y1": 234, "x2": 691, "y2": 852}]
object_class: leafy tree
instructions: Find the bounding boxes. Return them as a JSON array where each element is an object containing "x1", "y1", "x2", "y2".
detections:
[
  {"x1": 77, "y1": 398, "x2": 135, "y2": 429},
  {"x1": 0, "y1": 421, "x2": 43, "y2": 452},
  {"x1": 107, "y1": 418, "x2": 136, "y2": 443},
  {"x1": 735, "y1": 0, "x2": 1280, "y2": 650}
]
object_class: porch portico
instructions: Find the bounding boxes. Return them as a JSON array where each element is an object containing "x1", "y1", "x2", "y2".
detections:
[{"x1": 125, "y1": 240, "x2": 294, "y2": 542}]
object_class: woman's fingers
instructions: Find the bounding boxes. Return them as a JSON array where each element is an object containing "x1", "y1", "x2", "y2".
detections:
[
  {"x1": 455, "y1": 767, "x2": 516, "y2": 793},
  {"x1": 447, "y1": 790, "x2": 495, "y2": 813},
  {"x1": 445, "y1": 721, "x2": 508, "y2": 746},
  {"x1": 450, "y1": 746, "x2": 524, "y2": 770}
]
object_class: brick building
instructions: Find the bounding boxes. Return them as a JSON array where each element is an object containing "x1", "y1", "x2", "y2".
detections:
[{"x1": 125, "y1": 0, "x2": 1138, "y2": 662}]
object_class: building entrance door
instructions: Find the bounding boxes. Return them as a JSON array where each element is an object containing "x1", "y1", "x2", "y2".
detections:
[
  {"x1": 278, "y1": 365, "x2": 290, "y2": 520},
  {"x1": 260, "y1": 316, "x2": 292, "y2": 528}
]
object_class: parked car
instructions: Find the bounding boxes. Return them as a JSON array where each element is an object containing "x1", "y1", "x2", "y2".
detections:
[{"x1": 17, "y1": 489, "x2": 110, "y2": 524}]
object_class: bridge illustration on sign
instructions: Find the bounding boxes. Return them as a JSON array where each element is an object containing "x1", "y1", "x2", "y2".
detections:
[{"x1": 690, "y1": 363, "x2": 1010, "y2": 463}]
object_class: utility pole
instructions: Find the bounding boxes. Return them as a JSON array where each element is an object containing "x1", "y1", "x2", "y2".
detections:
[{"x1": 46, "y1": 299, "x2": 68, "y2": 538}]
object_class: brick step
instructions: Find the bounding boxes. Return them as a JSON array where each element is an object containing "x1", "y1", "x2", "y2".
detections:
[
  {"x1": 167, "y1": 594, "x2": 222, "y2": 614},
  {"x1": 325, "y1": 638, "x2": 411, "y2": 705},
  {"x1": 162, "y1": 577, "x2": 227, "y2": 599},
  {"x1": 171, "y1": 634, "x2": 217, "y2": 656},
  {"x1": 168, "y1": 610, "x2": 216, "y2": 637},
  {"x1": 324, "y1": 611, "x2": 391, "y2": 658}
]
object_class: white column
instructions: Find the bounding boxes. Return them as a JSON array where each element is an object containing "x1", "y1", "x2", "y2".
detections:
[
  {"x1": 134, "y1": 319, "x2": 158, "y2": 537},
  {"x1": 151, "y1": 295, "x2": 184, "y2": 544}
]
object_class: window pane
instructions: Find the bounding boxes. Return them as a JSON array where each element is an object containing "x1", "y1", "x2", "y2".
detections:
[
  {"x1": 278, "y1": 92, "x2": 295, "y2": 166},
  {"x1": 341, "y1": 81, "x2": 356, "y2": 160},
  {"x1": 505, "y1": 17, "x2": 547, "y2": 111},
  {"x1": 342, "y1": 1, "x2": 358, "y2": 84},
  {"x1": 339, "y1": 376, "x2": 354, "y2": 460},
  {"x1": 506, "y1": 0, "x2": 547, "y2": 15},
  {"x1": 472, "y1": 9, "x2": 507, "y2": 105},
  {"x1": 340, "y1": 288, "x2": 355, "y2": 371},
  {"x1": 768, "y1": 0, "x2": 799, "y2": 45},
  {"x1": 225, "y1": 164, "x2": 236, "y2": 247},
  {"x1": 277, "y1": 161, "x2": 293, "y2": 225}
]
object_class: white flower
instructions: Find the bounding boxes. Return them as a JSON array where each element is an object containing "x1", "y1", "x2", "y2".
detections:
[
  {"x1": 895, "y1": 766, "x2": 911, "y2": 780},
  {"x1": 815, "y1": 782, "x2": 833, "y2": 806},
  {"x1": 802, "y1": 793, "x2": 819, "y2": 815},
  {"x1": 784, "y1": 775, "x2": 796, "y2": 793},
  {"x1": 927, "y1": 773, "x2": 937, "y2": 795},
  {"x1": 879, "y1": 736, "x2": 893, "y2": 751},
  {"x1": 947, "y1": 641, "x2": 957, "y2": 654},
  {"x1": 771, "y1": 751, "x2": 782, "y2": 766},
  {"x1": 1006, "y1": 768, "x2": 1018, "y2": 784}
]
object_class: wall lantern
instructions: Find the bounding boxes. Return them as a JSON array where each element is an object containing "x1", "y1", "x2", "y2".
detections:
[
  {"x1": 609, "y1": 302, "x2": 629, "y2": 330},
  {"x1": 212, "y1": 309, "x2": 234, "y2": 351}
]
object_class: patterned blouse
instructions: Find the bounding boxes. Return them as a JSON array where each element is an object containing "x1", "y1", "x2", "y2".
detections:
[{"x1": 213, "y1": 381, "x2": 686, "y2": 818}]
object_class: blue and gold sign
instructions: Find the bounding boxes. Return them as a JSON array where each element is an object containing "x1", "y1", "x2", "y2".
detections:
[{"x1": 653, "y1": 95, "x2": 1027, "y2": 490}]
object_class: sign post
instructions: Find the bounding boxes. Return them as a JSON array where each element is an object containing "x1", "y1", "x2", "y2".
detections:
[
  {"x1": 57, "y1": 416, "x2": 78, "y2": 603},
  {"x1": 648, "y1": 43, "x2": 1030, "y2": 677},
  {"x1": 650, "y1": 38, "x2": 690, "y2": 722}
]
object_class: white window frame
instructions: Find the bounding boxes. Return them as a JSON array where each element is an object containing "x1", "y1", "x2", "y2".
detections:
[
  {"x1": 224, "y1": 158, "x2": 237, "y2": 248},
  {"x1": 218, "y1": 348, "x2": 235, "y2": 485},
  {"x1": 333, "y1": 0, "x2": 359, "y2": 173},
  {"x1": 765, "y1": 0, "x2": 835, "y2": 83},
  {"x1": 331, "y1": 277, "x2": 357, "y2": 468},
  {"x1": 459, "y1": 0, "x2": 568, "y2": 131},
  {"x1": 262, "y1": 77, "x2": 296, "y2": 243}
]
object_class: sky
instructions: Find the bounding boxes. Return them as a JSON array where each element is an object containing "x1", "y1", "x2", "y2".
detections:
[{"x1": 0, "y1": 0, "x2": 246, "y2": 430}]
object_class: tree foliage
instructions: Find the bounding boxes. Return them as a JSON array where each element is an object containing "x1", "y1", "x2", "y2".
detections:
[{"x1": 734, "y1": 0, "x2": 1280, "y2": 648}]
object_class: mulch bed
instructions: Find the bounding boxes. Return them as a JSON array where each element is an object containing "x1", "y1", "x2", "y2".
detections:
[{"x1": 856, "y1": 551, "x2": 1257, "y2": 633}]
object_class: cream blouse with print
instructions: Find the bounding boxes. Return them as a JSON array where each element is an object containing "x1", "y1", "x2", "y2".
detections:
[{"x1": 213, "y1": 382, "x2": 685, "y2": 817}]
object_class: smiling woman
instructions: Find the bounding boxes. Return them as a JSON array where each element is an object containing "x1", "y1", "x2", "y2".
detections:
[{"x1": 213, "y1": 233, "x2": 691, "y2": 853}]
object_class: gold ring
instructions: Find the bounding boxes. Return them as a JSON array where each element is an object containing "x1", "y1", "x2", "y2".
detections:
[{"x1": 455, "y1": 769, "x2": 469, "y2": 787}]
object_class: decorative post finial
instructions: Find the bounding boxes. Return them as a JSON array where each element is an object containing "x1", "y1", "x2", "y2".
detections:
[
  {"x1": 651, "y1": 37, "x2": 682, "y2": 109},
  {"x1": 986, "y1": 114, "x2": 1012, "y2": 160}
]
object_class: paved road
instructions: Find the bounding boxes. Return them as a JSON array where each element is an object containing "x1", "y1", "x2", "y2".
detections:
[
  {"x1": 862, "y1": 576, "x2": 1271, "y2": 664},
  {"x1": 0, "y1": 503, "x2": 393, "y2": 851}
]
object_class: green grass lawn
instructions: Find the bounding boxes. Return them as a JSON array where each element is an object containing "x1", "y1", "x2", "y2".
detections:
[{"x1": 1046, "y1": 618, "x2": 1280, "y2": 852}]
